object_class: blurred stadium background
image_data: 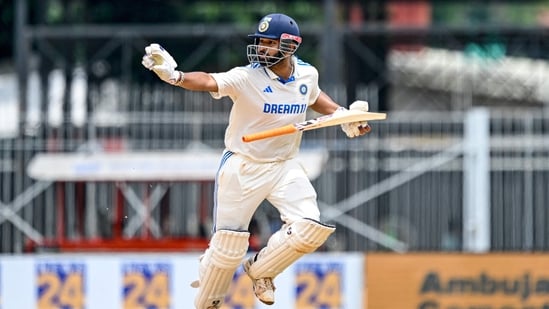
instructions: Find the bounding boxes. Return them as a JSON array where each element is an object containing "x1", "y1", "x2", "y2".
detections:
[{"x1": 1, "y1": 0, "x2": 549, "y2": 308}]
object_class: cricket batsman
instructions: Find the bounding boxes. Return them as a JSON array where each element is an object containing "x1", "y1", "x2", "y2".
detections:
[{"x1": 142, "y1": 12, "x2": 371, "y2": 309}]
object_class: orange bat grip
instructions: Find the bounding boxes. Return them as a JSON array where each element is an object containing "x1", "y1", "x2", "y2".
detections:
[{"x1": 242, "y1": 124, "x2": 298, "y2": 142}]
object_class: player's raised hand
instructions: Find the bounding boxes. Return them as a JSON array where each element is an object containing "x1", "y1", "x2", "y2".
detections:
[
  {"x1": 339, "y1": 100, "x2": 372, "y2": 138},
  {"x1": 142, "y1": 43, "x2": 183, "y2": 85}
]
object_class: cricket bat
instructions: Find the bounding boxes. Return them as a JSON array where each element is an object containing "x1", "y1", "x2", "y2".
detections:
[{"x1": 242, "y1": 109, "x2": 387, "y2": 142}]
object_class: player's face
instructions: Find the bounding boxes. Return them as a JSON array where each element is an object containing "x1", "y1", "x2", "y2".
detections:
[{"x1": 257, "y1": 38, "x2": 280, "y2": 60}]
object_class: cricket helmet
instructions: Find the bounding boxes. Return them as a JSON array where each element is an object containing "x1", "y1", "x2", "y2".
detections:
[
  {"x1": 249, "y1": 13, "x2": 301, "y2": 40},
  {"x1": 247, "y1": 13, "x2": 302, "y2": 67}
]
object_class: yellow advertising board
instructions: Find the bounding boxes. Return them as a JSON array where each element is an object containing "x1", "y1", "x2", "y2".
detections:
[{"x1": 366, "y1": 253, "x2": 549, "y2": 309}]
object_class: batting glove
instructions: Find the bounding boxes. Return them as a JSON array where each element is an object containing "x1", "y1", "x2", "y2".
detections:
[
  {"x1": 142, "y1": 43, "x2": 183, "y2": 85},
  {"x1": 339, "y1": 100, "x2": 371, "y2": 138}
]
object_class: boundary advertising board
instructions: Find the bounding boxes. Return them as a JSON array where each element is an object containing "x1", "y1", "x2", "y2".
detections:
[
  {"x1": 367, "y1": 253, "x2": 549, "y2": 309},
  {"x1": 0, "y1": 252, "x2": 363, "y2": 308}
]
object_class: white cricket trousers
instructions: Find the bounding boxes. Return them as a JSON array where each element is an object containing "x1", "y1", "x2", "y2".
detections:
[{"x1": 213, "y1": 150, "x2": 320, "y2": 231}]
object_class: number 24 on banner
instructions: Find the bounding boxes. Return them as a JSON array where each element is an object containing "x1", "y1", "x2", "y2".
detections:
[
  {"x1": 123, "y1": 264, "x2": 171, "y2": 309},
  {"x1": 295, "y1": 267, "x2": 342, "y2": 308},
  {"x1": 36, "y1": 263, "x2": 85, "y2": 309}
]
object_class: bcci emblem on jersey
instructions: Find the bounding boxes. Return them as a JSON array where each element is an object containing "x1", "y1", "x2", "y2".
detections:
[{"x1": 299, "y1": 84, "x2": 308, "y2": 95}]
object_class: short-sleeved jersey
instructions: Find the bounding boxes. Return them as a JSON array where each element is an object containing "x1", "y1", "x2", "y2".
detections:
[{"x1": 210, "y1": 56, "x2": 321, "y2": 162}]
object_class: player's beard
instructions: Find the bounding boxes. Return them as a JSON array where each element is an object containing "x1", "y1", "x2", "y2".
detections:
[
  {"x1": 260, "y1": 51, "x2": 284, "y2": 67},
  {"x1": 247, "y1": 45, "x2": 285, "y2": 67}
]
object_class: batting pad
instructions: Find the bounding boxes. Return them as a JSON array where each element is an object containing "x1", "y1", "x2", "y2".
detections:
[
  {"x1": 194, "y1": 229, "x2": 250, "y2": 309},
  {"x1": 247, "y1": 218, "x2": 335, "y2": 279}
]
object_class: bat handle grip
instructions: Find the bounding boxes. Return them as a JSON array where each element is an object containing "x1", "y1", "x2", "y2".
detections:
[{"x1": 242, "y1": 124, "x2": 297, "y2": 142}]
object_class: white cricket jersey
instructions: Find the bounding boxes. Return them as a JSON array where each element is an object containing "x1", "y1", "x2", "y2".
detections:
[{"x1": 210, "y1": 56, "x2": 321, "y2": 162}]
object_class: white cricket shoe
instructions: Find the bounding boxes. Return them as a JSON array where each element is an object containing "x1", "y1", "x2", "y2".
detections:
[{"x1": 243, "y1": 256, "x2": 275, "y2": 305}]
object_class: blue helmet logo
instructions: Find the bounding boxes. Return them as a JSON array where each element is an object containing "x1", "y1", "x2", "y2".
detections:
[{"x1": 258, "y1": 18, "x2": 271, "y2": 33}]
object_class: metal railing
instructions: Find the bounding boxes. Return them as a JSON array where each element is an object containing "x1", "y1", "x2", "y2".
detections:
[
  {"x1": 2, "y1": 85, "x2": 549, "y2": 253},
  {"x1": 5, "y1": 1, "x2": 549, "y2": 253}
]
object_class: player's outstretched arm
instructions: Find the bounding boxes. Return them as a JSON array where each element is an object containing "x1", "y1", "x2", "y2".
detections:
[{"x1": 142, "y1": 43, "x2": 218, "y2": 92}]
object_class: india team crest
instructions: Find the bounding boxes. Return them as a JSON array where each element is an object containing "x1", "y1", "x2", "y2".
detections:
[
  {"x1": 258, "y1": 17, "x2": 272, "y2": 32},
  {"x1": 299, "y1": 84, "x2": 308, "y2": 95}
]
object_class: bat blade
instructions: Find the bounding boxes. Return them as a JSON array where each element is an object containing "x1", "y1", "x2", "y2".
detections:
[{"x1": 242, "y1": 110, "x2": 387, "y2": 142}]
